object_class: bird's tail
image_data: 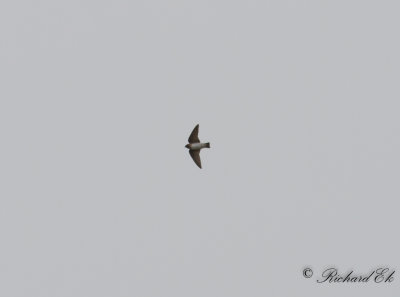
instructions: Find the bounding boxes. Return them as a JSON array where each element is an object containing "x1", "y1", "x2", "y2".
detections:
[{"x1": 205, "y1": 142, "x2": 211, "y2": 148}]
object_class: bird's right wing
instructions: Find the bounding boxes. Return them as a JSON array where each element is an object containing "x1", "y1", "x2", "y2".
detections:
[
  {"x1": 189, "y1": 150, "x2": 202, "y2": 168},
  {"x1": 188, "y1": 124, "x2": 200, "y2": 143}
]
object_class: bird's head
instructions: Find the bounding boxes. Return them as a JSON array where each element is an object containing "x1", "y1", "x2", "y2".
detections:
[{"x1": 185, "y1": 144, "x2": 191, "y2": 149}]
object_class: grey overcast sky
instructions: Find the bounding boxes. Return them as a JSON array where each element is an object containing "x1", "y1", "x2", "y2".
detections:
[{"x1": 0, "y1": 1, "x2": 399, "y2": 296}]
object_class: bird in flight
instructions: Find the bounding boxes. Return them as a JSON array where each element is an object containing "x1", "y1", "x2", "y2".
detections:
[{"x1": 185, "y1": 124, "x2": 210, "y2": 169}]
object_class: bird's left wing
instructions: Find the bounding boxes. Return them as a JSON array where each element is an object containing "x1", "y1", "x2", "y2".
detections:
[
  {"x1": 189, "y1": 150, "x2": 202, "y2": 168},
  {"x1": 188, "y1": 124, "x2": 200, "y2": 143}
]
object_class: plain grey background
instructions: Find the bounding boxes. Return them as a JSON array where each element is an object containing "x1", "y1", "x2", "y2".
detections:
[{"x1": 0, "y1": 0, "x2": 399, "y2": 296}]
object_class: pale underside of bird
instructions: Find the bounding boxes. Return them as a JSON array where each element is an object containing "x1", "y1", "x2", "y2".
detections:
[{"x1": 185, "y1": 124, "x2": 210, "y2": 169}]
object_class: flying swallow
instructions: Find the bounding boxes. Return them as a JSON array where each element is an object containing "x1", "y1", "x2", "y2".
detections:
[{"x1": 185, "y1": 124, "x2": 210, "y2": 169}]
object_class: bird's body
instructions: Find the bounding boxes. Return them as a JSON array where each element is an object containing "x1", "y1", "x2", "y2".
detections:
[
  {"x1": 185, "y1": 124, "x2": 210, "y2": 168},
  {"x1": 185, "y1": 142, "x2": 209, "y2": 150}
]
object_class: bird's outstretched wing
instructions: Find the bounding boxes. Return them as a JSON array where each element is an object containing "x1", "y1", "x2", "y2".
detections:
[
  {"x1": 189, "y1": 150, "x2": 202, "y2": 168},
  {"x1": 188, "y1": 124, "x2": 200, "y2": 143}
]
